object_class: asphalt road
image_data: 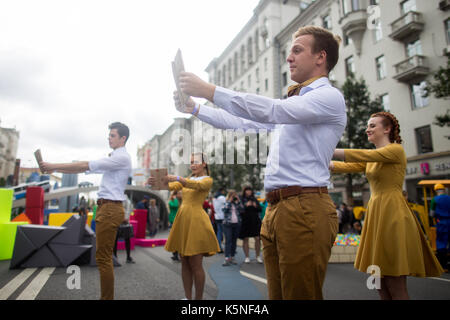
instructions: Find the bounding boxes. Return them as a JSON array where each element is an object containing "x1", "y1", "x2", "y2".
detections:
[{"x1": 1, "y1": 229, "x2": 449, "y2": 301}]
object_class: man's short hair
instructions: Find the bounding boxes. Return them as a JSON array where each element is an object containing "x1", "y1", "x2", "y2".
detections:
[
  {"x1": 109, "y1": 122, "x2": 130, "y2": 143},
  {"x1": 293, "y1": 26, "x2": 341, "y2": 73}
]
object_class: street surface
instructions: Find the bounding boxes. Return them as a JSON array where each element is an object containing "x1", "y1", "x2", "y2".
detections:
[{"x1": 1, "y1": 229, "x2": 449, "y2": 300}]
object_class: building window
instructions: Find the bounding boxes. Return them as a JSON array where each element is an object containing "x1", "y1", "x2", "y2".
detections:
[
  {"x1": 255, "y1": 30, "x2": 260, "y2": 57},
  {"x1": 345, "y1": 56, "x2": 355, "y2": 77},
  {"x1": 228, "y1": 59, "x2": 232, "y2": 84},
  {"x1": 282, "y1": 72, "x2": 288, "y2": 87},
  {"x1": 342, "y1": 0, "x2": 350, "y2": 15},
  {"x1": 380, "y1": 93, "x2": 390, "y2": 111},
  {"x1": 240, "y1": 81, "x2": 244, "y2": 91},
  {"x1": 248, "y1": 37, "x2": 253, "y2": 65},
  {"x1": 415, "y1": 125, "x2": 433, "y2": 154},
  {"x1": 375, "y1": 55, "x2": 386, "y2": 80},
  {"x1": 281, "y1": 49, "x2": 287, "y2": 64},
  {"x1": 343, "y1": 33, "x2": 353, "y2": 46},
  {"x1": 234, "y1": 52, "x2": 239, "y2": 78},
  {"x1": 264, "y1": 57, "x2": 268, "y2": 72},
  {"x1": 256, "y1": 68, "x2": 260, "y2": 83},
  {"x1": 222, "y1": 65, "x2": 227, "y2": 87},
  {"x1": 322, "y1": 15, "x2": 332, "y2": 30},
  {"x1": 401, "y1": 0, "x2": 416, "y2": 15},
  {"x1": 248, "y1": 74, "x2": 252, "y2": 88},
  {"x1": 370, "y1": 0, "x2": 379, "y2": 4},
  {"x1": 445, "y1": 18, "x2": 450, "y2": 45},
  {"x1": 265, "y1": 79, "x2": 269, "y2": 92},
  {"x1": 351, "y1": 0, "x2": 360, "y2": 11},
  {"x1": 240, "y1": 45, "x2": 246, "y2": 73},
  {"x1": 410, "y1": 81, "x2": 429, "y2": 109},
  {"x1": 406, "y1": 38, "x2": 422, "y2": 57},
  {"x1": 256, "y1": 87, "x2": 260, "y2": 95},
  {"x1": 374, "y1": 18, "x2": 383, "y2": 42}
]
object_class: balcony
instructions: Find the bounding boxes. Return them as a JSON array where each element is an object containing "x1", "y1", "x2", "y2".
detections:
[
  {"x1": 389, "y1": 11, "x2": 424, "y2": 42},
  {"x1": 340, "y1": 10, "x2": 368, "y2": 55},
  {"x1": 393, "y1": 55, "x2": 429, "y2": 83}
]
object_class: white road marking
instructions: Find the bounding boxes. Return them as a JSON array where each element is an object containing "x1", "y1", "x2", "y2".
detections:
[
  {"x1": 240, "y1": 270, "x2": 267, "y2": 285},
  {"x1": 429, "y1": 277, "x2": 450, "y2": 283},
  {"x1": 0, "y1": 268, "x2": 37, "y2": 300},
  {"x1": 16, "y1": 267, "x2": 55, "y2": 300}
]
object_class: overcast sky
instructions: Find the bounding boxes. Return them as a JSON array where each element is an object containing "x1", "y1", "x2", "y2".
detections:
[{"x1": 0, "y1": 0, "x2": 260, "y2": 184}]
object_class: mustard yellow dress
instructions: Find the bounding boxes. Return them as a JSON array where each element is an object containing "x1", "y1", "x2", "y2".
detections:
[
  {"x1": 164, "y1": 176, "x2": 220, "y2": 257},
  {"x1": 332, "y1": 143, "x2": 443, "y2": 277}
]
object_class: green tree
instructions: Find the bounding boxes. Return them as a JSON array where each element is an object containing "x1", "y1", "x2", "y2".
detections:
[
  {"x1": 425, "y1": 53, "x2": 450, "y2": 132},
  {"x1": 336, "y1": 73, "x2": 384, "y2": 205},
  {"x1": 209, "y1": 132, "x2": 265, "y2": 193}
]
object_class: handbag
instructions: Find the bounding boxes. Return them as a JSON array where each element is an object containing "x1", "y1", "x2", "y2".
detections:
[{"x1": 117, "y1": 223, "x2": 134, "y2": 239}]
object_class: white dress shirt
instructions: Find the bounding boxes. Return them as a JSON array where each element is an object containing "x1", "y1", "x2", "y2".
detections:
[
  {"x1": 197, "y1": 77, "x2": 347, "y2": 192},
  {"x1": 87, "y1": 146, "x2": 132, "y2": 201},
  {"x1": 213, "y1": 194, "x2": 226, "y2": 220}
]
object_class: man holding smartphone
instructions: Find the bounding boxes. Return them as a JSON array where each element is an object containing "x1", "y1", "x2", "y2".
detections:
[{"x1": 41, "y1": 122, "x2": 132, "y2": 300}]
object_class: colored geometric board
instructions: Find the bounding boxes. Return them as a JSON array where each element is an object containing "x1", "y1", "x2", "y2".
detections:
[
  {"x1": 49, "y1": 215, "x2": 86, "y2": 245},
  {"x1": 21, "y1": 245, "x2": 63, "y2": 268},
  {"x1": 0, "y1": 189, "x2": 14, "y2": 223},
  {"x1": 134, "y1": 238, "x2": 167, "y2": 247},
  {"x1": 48, "y1": 244, "x2": 92, "y2": 267},
  {"x1": 9, "y1": 226, "x2": 38, "y2": 268},
  {"x1": 11, "y1": 213, "x2": 32, "y2": 224},
  {"x1": 0, "y1": 221, "x2": 29, "y2": 261},
  {"x1": 20, "y1": 224, "x2": 65, "y2": 250},
  {"x1": 10, "y1": 224, "x2": 64, "y2": 268}
]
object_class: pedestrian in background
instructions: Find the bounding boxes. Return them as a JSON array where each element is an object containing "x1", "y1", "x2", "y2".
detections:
[
  {"x1": 239, "y1": 186, "x2": 263, "y2": 264},
  {"x1": 213, "y1": 188, "x2": 227, "y2": 253},
  {"x1": 338, "y1": 203, "x2": 351, "y2": 234},
  {"x1": 168, "y1": 191, "x2": 181, "y2": 261},
  {"x1": 114, "y1": 196, "x2": 135, "y2": 264},
  {"x1": 222, "y1": 190, "x2": 243, "y2": 266},
  {"x1": 149, "y1": 199, "x2": 159, "y2": 237},
  {"x1": 430, "y1": 183, "x2": 450, "y2": 272},
  {"x1": 168, "y1": 191, "x2": 179, "y2": 228}
]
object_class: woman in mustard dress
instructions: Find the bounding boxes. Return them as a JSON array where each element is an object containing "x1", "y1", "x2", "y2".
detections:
[
  {"x1": 331, "y1": 112, "x2": 443, "y2": 300},
  {"x1": 149, "y1": 153, "x2": 219, "y2": 300}
]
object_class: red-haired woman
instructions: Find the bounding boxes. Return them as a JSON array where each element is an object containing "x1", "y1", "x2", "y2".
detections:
[{"x1": 330, "y1": 112, "x2": 443, "y2": 300}]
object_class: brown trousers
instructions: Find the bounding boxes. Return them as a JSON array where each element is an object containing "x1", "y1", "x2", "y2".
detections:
[
  {"x1": 95, "y1": 202, "x2": 125, "y2": 300},
  {"x1": 260, "y1": 192, "x2": 338, "y2": 300}
]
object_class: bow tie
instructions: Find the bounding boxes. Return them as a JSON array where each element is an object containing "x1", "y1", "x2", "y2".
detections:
[{"x1": 287, "y1": 75, "x2": 328, "y2": 97}]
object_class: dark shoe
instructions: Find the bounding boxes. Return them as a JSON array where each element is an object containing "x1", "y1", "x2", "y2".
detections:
[
  {"x1": 126, "y1": 257, "x2": 135, "y2": 264},
  {"x1": 218, "y1": 250, "x2": 224, "y2": 254},
  {"x1": 171, "y1": 255, "x2": 180, "y2": 261},
  {"x1": 222, "y1": 260, "x2": 231, "y2": 266}
]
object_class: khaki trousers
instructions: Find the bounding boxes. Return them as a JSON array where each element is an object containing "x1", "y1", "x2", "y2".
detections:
[
  {"x1": 95, "y1": 202, "x2": 124, "y2": 300},
  {"x1": 260, "y1": 193, "x2": 338, "y2": 300}
]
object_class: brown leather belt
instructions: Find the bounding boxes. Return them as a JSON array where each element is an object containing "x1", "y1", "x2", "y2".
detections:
[
  {"x1": 266, "y1": 186, "x2": 328, "y2": 205},
  {"x1": 97, "y1": 198, "x2": 122, "y2": 207}
]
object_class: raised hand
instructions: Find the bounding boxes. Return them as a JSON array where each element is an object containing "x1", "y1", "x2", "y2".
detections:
[
  {"x1": 173, "y1": 90, "x2": 195, "y2": 114},
  {"x1": 179, "y1": 72, "x2": 216, "y2": 102}
]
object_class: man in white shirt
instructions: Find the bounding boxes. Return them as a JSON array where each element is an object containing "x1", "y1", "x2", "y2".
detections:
[
  {"x1": 41, "y1": 122, "x2": 132, "y2": 300},
  {"x1": 173, "y1": 26, "x2": 346, "y2": 299},
  {"x1": 212, "y1": 188, "x2": 226, "y2": 252}
]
